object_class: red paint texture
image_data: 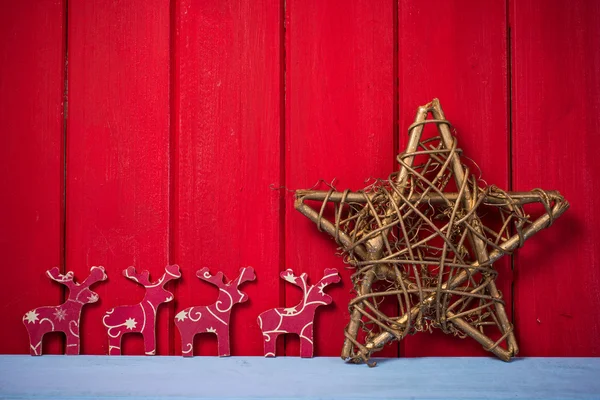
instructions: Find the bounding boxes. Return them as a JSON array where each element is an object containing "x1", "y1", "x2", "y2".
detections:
[
  {"x1": 66, "y1": 0, "x2": 171, "y2": 355},
  {"x1": 172, "y1": 0, "x2": 283, "y2": 357},
  {"x1": 0, "y1": 0, "x2": 66, "y2": 354},
  {"x1": 511, "y1": 0, "x2": 600, "y2": 356}
]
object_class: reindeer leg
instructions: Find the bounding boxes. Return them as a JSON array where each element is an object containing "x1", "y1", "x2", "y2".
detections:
[
  {"x1": 180, "y1": 332, "x2": 195, "y2": 357},
  {"x1": 144, "y1": 330, "x2": 156, "y2": 356},
  {"x1": 108, "y1": 334, "x2": 122, "y2": 355},
  {"x1": 27, "y1": 331, "x2": 43, "y2": 356},
  {"x1": 263, "y1": 333, "x2": 279, "y2": 357},
  {"x1": 299, "y1": 322, "x2": 314, "y2": 358},
  {"x1": 217, "y1": 328, "x2": 230, "y2": 357},
  {"x1": 65, "y1": 333, "x2": 79, "y2": 355}
]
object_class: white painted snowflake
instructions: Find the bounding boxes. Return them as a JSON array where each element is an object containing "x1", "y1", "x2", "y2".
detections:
[
  {"x1": 283, "y1": 307, "x2": 296, "y2": 315},
  {"x1": 53, "y1": 308, "x2": 67, "y2": 321},
  {"x1": 175, "y1": 310, "x2": 188, "y2": 322},
  {"x1": 206, "y1": 327, "x2": 216, "y2": 333},
  {"x1": 124, "y1": 318, "x2": 137, "y2": 330},
  {"x1": 87, "y1": 293, "x2": 99, "y2": 303},
  {"x1": 318, "y1": 282, "x2": 327, "y2": 295},
  {"x1": 24, "y1": 310, "x2": 39, "y2": 324},
  {"x1": 283, "y1": 272, "x2": 296, "y2": 284}
]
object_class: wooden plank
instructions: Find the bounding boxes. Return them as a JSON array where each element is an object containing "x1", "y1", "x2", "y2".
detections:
[
  {"x1": 3, "y1": 356, "x2": 600, "y2": 399},
  {"x1": 286, "y1": 0, "x2": 395, "y2": 357},
  {"x1": 66, "y1": 0, "x2": 171, "y2": 355},
  {"x1": 0, "y1": 1, "x2": 65, "y2": 354},
  {"x1": 511, "y1": 0, "x2": 600, "y2": 356},
  {"x1": 172, "y1": 0, "x2": 283, "y2": 356},
  {"x1": 398, "y1": 0, "x2": 510, "y2": 357}
]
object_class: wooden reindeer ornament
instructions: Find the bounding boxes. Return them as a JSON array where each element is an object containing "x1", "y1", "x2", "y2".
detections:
[
  {"x1": 103, "y1": 264, "x2": 181, "y2": 355},
  {"x1": 175, "y1": 267, "x2": 256, "y2": 357},
  {"x1": 23, "y1": 266, "x2": 107, "y2": 355},
  {"x1": 258, "y1": 268, "x2": 340, "y2": 358}
]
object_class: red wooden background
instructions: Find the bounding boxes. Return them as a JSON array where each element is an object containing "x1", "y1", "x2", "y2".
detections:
[{"x1": 1, "y1": 0, "x2": 598, "y2": 358}]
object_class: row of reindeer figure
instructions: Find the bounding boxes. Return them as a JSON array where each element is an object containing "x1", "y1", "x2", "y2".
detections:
[{"x1": 22, "y1": 265, "x2": 341, "y2": 358}]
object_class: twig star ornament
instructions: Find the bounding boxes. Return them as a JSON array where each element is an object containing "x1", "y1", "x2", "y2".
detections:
[{"x1": 295, "y1": 99, "x2": 569, "y2": 366}]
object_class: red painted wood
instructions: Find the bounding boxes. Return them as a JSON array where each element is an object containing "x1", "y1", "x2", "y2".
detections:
[
  {"x1": 173, "y1": 0, "x2": 283, "y2": 356},
  {"x1": 511, "y1": 0, "x2": 600, "y2": 356},
  {"x1": 4, "y1": 0, "x2": 600, "y2": 359},
  {"x1": 286, "y1": 0, "x2": 396, "y2": 357},
  {"x1": 398, "y1": 0, "x2": 510, "y2": 357},
  {"x1": 0, "y1": 1, "x2": 66, "y2": 355},
  {"x1": 66, "y1": 0, "x2": 171, "y2": 355}
]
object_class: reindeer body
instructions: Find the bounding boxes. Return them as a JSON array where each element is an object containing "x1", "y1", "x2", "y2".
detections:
[
  {"x1": 175, "y1": 267, "x2": 255, "y2": 357},
  {"x1": 103, "y1": 264, "x2": 180, "y2": 355},
  {"x1": 23, "y1": 266, "x2": 107, "y2": 355},
  {"x1": 258, "y1": 268, "x2": 340, "y2": 357}
]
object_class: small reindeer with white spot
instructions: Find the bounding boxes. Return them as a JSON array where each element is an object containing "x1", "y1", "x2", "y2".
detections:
[
  {"x1": 175, "y1": 267, "x2": 256, "y2": 356},
  {"x1": 103, "y1": 264, "x2": 181, "y2": 355},
  {"x1": 23, "y1": 266, "x2": 107, "y2": 355},
  {"x1": 258, "y1": 268, "x2": 340, "y2": 357}
]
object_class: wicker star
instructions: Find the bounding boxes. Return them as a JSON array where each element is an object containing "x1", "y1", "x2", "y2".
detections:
[{"x1": 295, "y1": 99, "x2": 569, "y2": 366}]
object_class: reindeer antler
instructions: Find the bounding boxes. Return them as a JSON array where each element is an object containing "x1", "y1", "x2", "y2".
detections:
[
  {"x1": 234, "y1": 267, "x2": 256, "y2": 286},
  {"x1": 81, "y1": 266, "x2": 107, "y2": 287},
  {"x1": 196, "y1": 267, "x2": 226, "y2": 287},
  {"x1": 158, "y1": 264, "x2": 181, "y2": 286},
  {"x1": 123, "y1": 267, "x2": 152, "y2": 286},
  {"x1": 280, "y1": 269, "x2": 309, "y2": 292},
  {"x1": 46, "y1": 267, "x2": 76, "y2": 289},
  {"x1": 315, "y1": 268, "x2": 341, "y2": 289}
]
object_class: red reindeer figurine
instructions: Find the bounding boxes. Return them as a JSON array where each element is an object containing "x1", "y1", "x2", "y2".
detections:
[
  {"x1": 175, "y1": 267, "x2": 256, "y2": 357},
  {"x1": 102, "y1": 264, "x2": 181, "y2": 355},
  {"x1": 258, "y1": 268, "x2": 340, "y2": 357},
  {"x1": 23, "y1": 266, "x2": 107, "y2": 355}
]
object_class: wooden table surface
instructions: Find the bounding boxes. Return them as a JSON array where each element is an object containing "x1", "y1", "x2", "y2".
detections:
[{"x1": 1, "y1": 356, "x2": 599, "y2": 399}]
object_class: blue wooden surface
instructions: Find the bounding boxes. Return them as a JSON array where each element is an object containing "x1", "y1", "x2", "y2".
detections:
[{"x1": 0, "y1": 356, "x2": 599, "y2": 399}]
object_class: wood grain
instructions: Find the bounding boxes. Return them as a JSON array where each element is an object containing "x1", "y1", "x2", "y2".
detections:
[
  {"x1": 172, "y1": 0, "x2": 283, "y2": 356},
  {"x1": 0, "y1": 0, "x2": 66, "y2": 354},
  {"x1": 66, "y1": 0, "x2": 171, "y2": 355},
  {"x1": 511, "y1": 0, "x2": 600, "y2": 356},
  {"x1": 286, "y1": 0, "x2": 395, "y2": 357},
  {"x1": 398, "y1": 0, "x2": 510, "y2": 357}
]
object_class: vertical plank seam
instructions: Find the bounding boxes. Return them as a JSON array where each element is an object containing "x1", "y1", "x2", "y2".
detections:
[
  {"x1": 61, "y1": 0, "x2": 70, "y2": 355},
  {"x1": 393, "y1": 0, "x2": 400, "y2": 358},
  {"x1": 168, "y1": 0, "x2": 178, "y2": 356},
  {"x1": 506, "y1": 0, "x2": 516, "y2": 333},
  {"x1": 280, "y1": 0, "x2": 288, "y2": 356}
]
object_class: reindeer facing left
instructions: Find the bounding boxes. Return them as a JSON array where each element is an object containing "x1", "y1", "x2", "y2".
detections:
[
  {"x1": 23, "y1": 266, "x2": 107, "y2": 355},
  {"x1": 103, "y1": 264, "x2": 181, "y2": 355}
]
